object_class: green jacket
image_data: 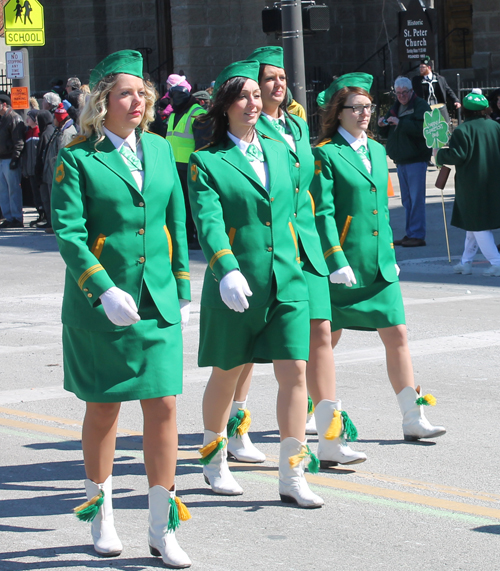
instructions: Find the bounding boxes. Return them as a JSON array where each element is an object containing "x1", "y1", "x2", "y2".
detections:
[
  {"x1": 380, "y1": 93, "x2": 432, "y2": 165},
  {"x1": 437, "y1": 117, "x2": 500, "y2": 231},
  {"x1": 310, "y1": 132, "x2": 398, "y2": 289},
  {"x1": 51, "y1": 131, "x2": 191, "y2": 331},
  {"x1": 188, "y1": 133, "x2": 308, "y2": 309},
  {"x1": 256, "y1": 114, "x2": 329, "y2": 277}
]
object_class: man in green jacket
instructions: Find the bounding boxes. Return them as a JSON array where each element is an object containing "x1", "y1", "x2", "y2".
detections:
[{"x1": 379, "y1": 76, "x2": 431, "y2": 247}]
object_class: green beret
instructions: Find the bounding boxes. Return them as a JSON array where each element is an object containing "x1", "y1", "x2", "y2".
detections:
[
  {"x1": 247, "y1": 46, "x2": 284, "y2": 69},
  {"x1": 213, "y1": 60, "x2": 260, "y2": 95},
  {"x1": 463, "y1": 90, "x2": 489, "y2": 111},
  {"x1": 317, "y1": 72, "x2": 373, "y2": 109},
  {"x1": 89, "y1": 50, "x2": 144, "y2": 90}
]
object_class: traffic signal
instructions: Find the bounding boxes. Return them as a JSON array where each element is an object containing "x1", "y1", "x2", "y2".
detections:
[{"x1": 262, "y1": 3, "x2": 330, "y2": 35}]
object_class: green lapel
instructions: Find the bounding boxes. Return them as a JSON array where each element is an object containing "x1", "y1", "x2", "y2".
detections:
[
  {"x1": 140, "y1": 132, "x2": 160, "y2": 194},
  {"x1": 220, "y1": 138, "x2": 267, "y2": 193},
  {"x1": 366, "y1": 138, "x2": 387, "y2": 189},
  {"x1": 259, "y1": 132, "x2": 281, "y2": 194},
  {"x1": 93, "y1": 136, "x2": 140, "y2": 192},
  {"x1": 334, "y1": 131, "x2": 375, "y2": 185}
]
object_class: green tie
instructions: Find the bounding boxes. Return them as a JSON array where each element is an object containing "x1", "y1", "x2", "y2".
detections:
[
  {"x1": 270, "y1": 118, "x2": 287, "y2": 135},
  {"x1": 356, "y1": 144, "x2": 371, "y2": 162},
  {"x1": 120, "y1": 144, "x2": 143, "y2": 172},
  {"x1": 246, "y1": 144, "x2": 264, "y2": 163}
]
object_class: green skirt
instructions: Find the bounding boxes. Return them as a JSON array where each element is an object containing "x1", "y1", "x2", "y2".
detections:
[
  {"x1": 63, "y1": 286, "x2": 183, "y2": 403},
  {"x1": 330, "y1": 273, "x2": 405, "y2": 332},
  {"x1": 199, "y1": 291, "x2": 310, "y2": 370}
]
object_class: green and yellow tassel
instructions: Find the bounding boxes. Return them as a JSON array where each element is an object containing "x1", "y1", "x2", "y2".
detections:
[
  {"x1": 73, "y1": 491, "x2": 104, "y2": 522},
  {"x1": 227, "y1": 408, "x2": 252, "y2": 438},
  {"x1": 199, "y1": 436, "x2": 227, "y2": 465},
  {"x1": 167, "y1": 496, "x2": 192, "y2": 532},
  {"x1": 416, "y1": 394, "x2": 437, "y2": 406},
  {"x1": 307, "y1": 395, "x2": 315, "y2": 415},
  {"x1": 288, "y1": 444, "x2": 319, "y2": 474},
  {"x1": 341, "y1": 410, "x2": 358, "y2": 442},
  {"x1": 325, "y1": 409, "x2": 342, "y2": 440}
]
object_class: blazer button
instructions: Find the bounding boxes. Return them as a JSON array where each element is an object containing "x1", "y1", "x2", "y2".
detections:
[
  {"x1": 267, "y1": 247, "x2": 273, "y2": 252},
  {"x1": 87, "y1": 293, "x2": 93, "y2": 298},
  {"x1": 373, "y1": 231, "x2": 379, "y2": 236},
  {"x1": 83, "y1": 288, "x2": 89, "y2": 292},
  {"x1": 139, "y1": 256, "x2": 145, "y2": 263},
  {"x1": 265, "y1": 221, "x2": 271, "y2": 226},
  {"x1": 294, "y1": 213, "x2": 297, "y2": 217},
  {"x1": 139, "y1": 201, "x2": 145, "y2": 207},
  {"x1": 295, "y1": 187, "x2": 299, "y2": 193},
  {"x1": 138, "y1": 228, "x2": 145, "y2": 235},
  {"x1": 371, "y1": 187, "x2": 376, "y2": 192},
  {"x1": 270, "y1": 197, "x2": 275, "y2": 202},
  {"x1": 373, "y1": 209, "x2": 378, "y2": 215},
  {"x1": 295, "y1": 162, "x2": 300, "y2": 168}
]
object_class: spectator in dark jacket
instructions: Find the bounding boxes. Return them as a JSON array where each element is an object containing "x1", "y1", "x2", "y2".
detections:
[
  {"x1": 0, "y1": 94, "x2": 25, "y2": 228},
  {"x1": 378, "y1": 76, "x2": 432, "y2": 247},
  {"x1": 35, "y1": 110, "x2": 55, "y2": 229},
  {"x1": 488, "y1": 88, "x2": 500, "y2": 123},
  {"x1": 21, "y1": 109, "x2": 44, "y2": 226}
]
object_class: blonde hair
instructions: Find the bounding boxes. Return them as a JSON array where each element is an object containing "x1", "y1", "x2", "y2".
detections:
[
  {"x1": 78, "y1": 74, "x2": 157, "y2": 145},
  {"x1": 29, "y1": 96, "x2": 39, "y2": 110}
]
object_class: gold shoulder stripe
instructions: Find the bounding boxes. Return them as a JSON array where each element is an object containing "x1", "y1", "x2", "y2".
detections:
[
  {"x1": 191, "y1": 164, "x2": 198, "y2": 182},
  {"x1": 307, "y1": 190, "x2": 315, "y2": 216},
  {"x1": 55, "y1": 162, "x2": 65, "y2": 183},
  {"x1": 78, "y1": 264, "x2": 104, "y2": 289},
  {"x1": 314, "y1": 160, "x2": 321, "y2": 176},
  {"x1": 146, "y1": 130, "x2": 163, "y2": 138},
  {"x1": 174, "y1": 271, "x2": 190, "y2": 280},
  {"x1": 315, "y1": 138, "x2": 332, "y2": 148},
  {"x1": 195, "y1": 142, "x2": 214, "y2": 153},
  {"x1": 65, "y1": 134, "x2": 87, "y2": 148},
  {"x1": 209, "y1": 249, "x2": 233, "y2": 270},
  {"x1": 324, "y1": 245, "x2": 342, "y2": 259},
  {"x1": 260, "y1": 133, "x2": 282, "y2": 143},
  {"x1": 339, "y1": 215, "x2": 352, "y2": 247}
]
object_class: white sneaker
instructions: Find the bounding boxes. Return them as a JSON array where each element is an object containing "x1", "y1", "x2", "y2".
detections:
[
  {"x1": 453, "y1": 262, "x2": 472, "y2": 274},
  {"x1": 483, "y1": 265, "x2": 500, "y2": 277}
]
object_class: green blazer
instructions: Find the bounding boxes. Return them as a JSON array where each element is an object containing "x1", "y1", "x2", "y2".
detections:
[
  {"x1": 437, "y1": 117, "x2": 500, "y2": 231},
  {"x1": 256, "y1": 114, "x2": 329, "y2": 276},
  {"x1": 310, "y1": 132, "x2": 398, "y2": 289},
  {"x1": 51, "y1": 131, "x2": 191, "y2": 332},
  {"x1": 188, "y1": 133, "x2": 308, "y2": 309}
]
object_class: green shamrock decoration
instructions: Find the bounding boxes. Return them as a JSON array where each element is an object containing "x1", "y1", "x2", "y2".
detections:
[{"x1": 423, "y1": 108, "x2": 450, "y2": 149}]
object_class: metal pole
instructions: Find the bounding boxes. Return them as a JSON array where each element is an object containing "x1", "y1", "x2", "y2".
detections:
[
  {"x1": 281, "y1": 0, "x2": 307, "y2": 114},
  {"x1": 456, "y1": 72, "x2": 461, "y2": 125},
  {"x1": 11, "y1": 47, "x2": 30, "y2": 121}
]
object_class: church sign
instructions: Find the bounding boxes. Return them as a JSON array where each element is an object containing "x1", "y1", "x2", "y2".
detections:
[{"x1": 398, "y1": 0, "x2": 435, "y2": 63}]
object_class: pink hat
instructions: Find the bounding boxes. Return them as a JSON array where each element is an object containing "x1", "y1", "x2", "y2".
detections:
[{"x1": 166, "y1": 73, "x2": 191, "y2": 92}]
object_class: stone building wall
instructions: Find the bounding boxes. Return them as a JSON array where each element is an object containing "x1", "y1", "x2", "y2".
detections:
[{"x1": 471, "y1": 0, "x2": 500, "y2": 81}]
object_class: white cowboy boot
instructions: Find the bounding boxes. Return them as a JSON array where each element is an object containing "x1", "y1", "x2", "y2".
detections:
[
  {"x1": 279, "y1": 437, "x2": 324, "y2": 508},
  {"x1": 315, "y1": 399, "x2": 367, "y2": 468},
  {"x1": 397, "y1": 386, "x2": 446, "y2": 441},
  {"x1": 227, "y1": 400, "x2": 266, "y2": 463},
  {"x1": 148, "y1": 485, "x2": 191, "y2": 569},
  {"x1": 305, "y1": 396, "x2": 318, "y2": 435},
  {"x1": 199, "y1": 429, "x2": 243, "y2": 495},
  {"x1": 73, "y1": 475, "x2": 122, "y2": 557}
]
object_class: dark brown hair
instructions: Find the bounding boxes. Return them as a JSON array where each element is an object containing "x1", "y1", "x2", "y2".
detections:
[
  {"x1": 463, "y1": 107, "x2": 489, "y2": 120},
  {"x1": 316, "y1": 86, "x2": 373, "y2": 145}
]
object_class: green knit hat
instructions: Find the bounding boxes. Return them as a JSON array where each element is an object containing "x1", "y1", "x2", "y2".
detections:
[
  {"x1": 213, "y1": 60, "x2": 260, "y2": 95},
  {"x1": 89, "y1": 50, "x2": 144, "y2": 90},
  {"x1": 247, "y1": 46, "x2": 284, "y2": 69},
  {"x1": 463, "y1": 89, "x2": 489, "y2": 111},
  {"x1": 317, "y1": 72, "x2": 373, "y2": 109}
]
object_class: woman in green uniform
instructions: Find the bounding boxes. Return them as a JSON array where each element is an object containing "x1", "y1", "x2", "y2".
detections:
[
  {"x1": 225, "y1": 46, "x2": 367, "y2": 470},
  {"x1": 188, "y1": 60, "x2": 323, "y2": 509},
  {"x1": 51, "y1": 50, "x2": 192, "y2": 568},
  {"x1": 310, "y1": 73, "x2": 446, "y2": 442}
]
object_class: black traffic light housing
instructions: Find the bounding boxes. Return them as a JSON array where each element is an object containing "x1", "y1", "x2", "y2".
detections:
[{"x1": 262, "y1": 2, "x2": 330, "y2": 35}]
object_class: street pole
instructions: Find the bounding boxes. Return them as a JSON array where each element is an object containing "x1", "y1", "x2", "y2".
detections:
[{"x1": 280, "y1": 0, "x2": 307, "y2": 114}]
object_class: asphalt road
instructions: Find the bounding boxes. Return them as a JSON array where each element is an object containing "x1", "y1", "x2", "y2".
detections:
[{"x1": 1, "y1": 162, "x2": 499, "y2": 571}]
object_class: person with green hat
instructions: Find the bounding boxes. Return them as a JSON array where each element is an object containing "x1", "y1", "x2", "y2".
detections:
[
  {"x1": 188, "y1": 60, "x2": 324, "y2": 509},
  {"x1": 437, "y1": 89, "x2": 500, "y2": 276},
  {"x1": 51, "y1": 49, "x2": 192, "y2": 567},
  {"x1": 224, "y1": 46, "x2": 367, "y2": 470},
  {"x1": 310, "y1": 73, "x2": 446, "y2": 444}
]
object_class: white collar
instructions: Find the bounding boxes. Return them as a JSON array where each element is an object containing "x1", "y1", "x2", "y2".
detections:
[
  {"x1": 338, "y1": 125, "x2": 368, "y2": 150},
  {"x1": 103, "y1": 126, "x2": 137, "y2": 153},
  {"x1": 227, "y1": 131, "x2": 261, "y2": 153},
  {"x1": 262, "y1": 111, "x2": 285, "y2": 125}
]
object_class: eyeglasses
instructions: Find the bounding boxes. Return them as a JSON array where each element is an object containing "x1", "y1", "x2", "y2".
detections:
[
  {"x1": 342, "y1": 104, "x2": 376, "y2": 115},
  {"x1": 395, "y1": 90, "x2": 411, "y2": 96}
]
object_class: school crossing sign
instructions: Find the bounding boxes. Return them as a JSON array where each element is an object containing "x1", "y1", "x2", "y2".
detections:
[{"x1": 4, "y1": 0, "x2": 45, "y2": 46}]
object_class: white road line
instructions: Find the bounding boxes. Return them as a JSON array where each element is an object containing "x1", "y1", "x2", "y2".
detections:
[
  {"x1": 0, "y1": 385, "x2": 70, "y2": 405},
  {"x1": 404, "y1": 294, "x2": 494, "y2": 306}
]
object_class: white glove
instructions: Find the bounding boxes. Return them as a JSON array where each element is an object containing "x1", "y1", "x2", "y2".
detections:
[
  {"x1": 100, "y1": 286, "x2": 140, "y2": 326},
  {"x1": 219, "y1": 269, "x2": 253, "y2": 312},
  {"x1": 179, "y1": 299, "x2": 190, "y2": 330},
  {"x1": 329, "y1": 266, "x2": 357, "y2": 287},
  {"x1": 395, "y1": 263, "x2": 400, "y2": 276}
]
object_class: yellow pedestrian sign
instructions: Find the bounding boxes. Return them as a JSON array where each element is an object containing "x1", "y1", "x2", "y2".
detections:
[{"x1": 4, "y1": 0, "x2": 45, "y2": 46}]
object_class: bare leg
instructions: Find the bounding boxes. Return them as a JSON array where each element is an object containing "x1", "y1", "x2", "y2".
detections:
[
  {"x1": 307, "y1": 319, "x2": 336, "y2": 405},
  {"x1": 233, "y1": 363, "x2": 254, "y2": 402},
  {"x1": 203, "y1": 365, "x2": 245, "y2": 432},
  {"x1": 141, "y1": 396, "x2": 178, "y2": 489},
  {"x1": 273, "y1": 359, "x2": 308, "y2": 441},
  {"x1": 377, "y1": 324, "x2": 414, "y2": 395},
  {"x1": 82, "y1": 402, "x2": 121, "y2": 483},
  {"x1": 331, "y1": 328, "x2": 343, "y2": 350}
]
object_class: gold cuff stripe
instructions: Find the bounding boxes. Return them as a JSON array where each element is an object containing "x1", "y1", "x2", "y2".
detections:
[
  {"x1": 174, "y1": 272, "x2": 190, "y2": 280},
  {"x1": 307, "y1": 190, "x2": 316, "y2": 216},
  {"x1": 390, "y1": 242, "x2": 394, "y2": 249},
  {"x1": 78, "y1": 264, "x2": 104, "y2": 289},
  {"x1": 209, "y1": 249, "x2": 232, "y2": 270},
  {"x1": 339, "y1": 215, "x2": 353, "y2": 247},
  {"x1": 163, "y1": 225, "x2": 173, "y2": 263},
  {"x1": 324, "y1": 246, "x2": 342, "y2": 259}
]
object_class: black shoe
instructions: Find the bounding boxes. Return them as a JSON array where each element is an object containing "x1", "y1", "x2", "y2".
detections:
[
  {"x1": 402, "y1": 238, "x2": 426, "y2": 247},
  {"x1": 11, "y1": 219, "x2": 23, "y2": 228},
  {"x1": 0, "y1": 219, "x2": 13, "y2": 228},
  {"x1": 36, "y1": 221, "x2": 51, "y2": 229},
  {"x1": 30, "y1": 210, "x2": 46, "y2": 227},
  {"x1": 393, "y1": 236, "x2": 409, "y2": 246}
]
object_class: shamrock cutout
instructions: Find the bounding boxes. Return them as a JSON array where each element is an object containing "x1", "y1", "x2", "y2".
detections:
[{"x1": 423, "y1": 108, "x2": 450, "y2": 149}]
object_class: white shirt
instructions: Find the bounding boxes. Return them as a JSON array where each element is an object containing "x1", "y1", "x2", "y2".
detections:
[
  {"x1": 261, "y1": 111, "x2": 296, "y2": 152},
  {"x1": 338, "y1": 126, "x2": 372, "y2": 174},
  {"x1": 227, "y1": 131, "x2": 269, "y2": 191},
  {"x1": 103, "y1": 126, "x2": 144, "y2": 192}
]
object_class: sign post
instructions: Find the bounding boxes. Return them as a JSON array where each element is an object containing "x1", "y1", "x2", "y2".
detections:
[
  {"x1": 6, "y1": 51, "x2": 24, "y2": 79},
  {"x1": 3, "y1": 0, "x2": 45, "y2": 46}
]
